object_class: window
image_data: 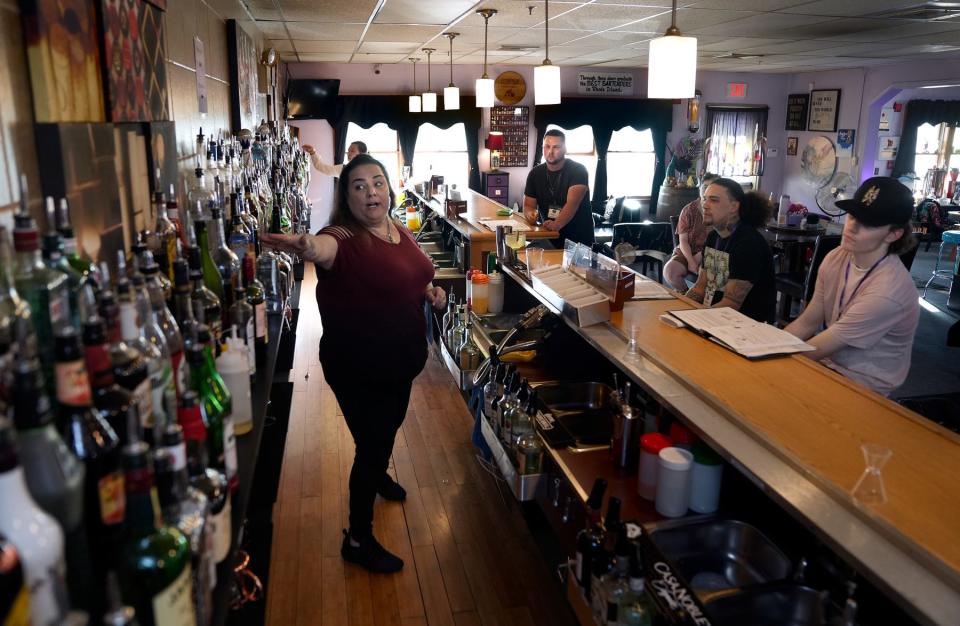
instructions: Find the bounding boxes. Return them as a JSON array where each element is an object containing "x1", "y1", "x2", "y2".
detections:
[
  {"x1": 544, "y1": 124, "x2": 597, "y2": 192},
  {"x1": 607, "y1": 127, "x2": 656, "y2": 198},
  {"x1": 344, "y1": 122, "x2": 401, "y2": 189},
  {"x1": 704, "y1": 108, "x2": 767, "y2": 178},
  {"x1": 913, "y1": 122, "x2": 959, "y2": 179},
  {"x1": 413, "y1": 123, "x2": 469, "y2": 192}
]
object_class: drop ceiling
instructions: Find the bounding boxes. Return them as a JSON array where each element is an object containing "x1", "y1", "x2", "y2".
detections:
[{"x1": 244, "y1": 0, "x2": 960, "y2": 73}]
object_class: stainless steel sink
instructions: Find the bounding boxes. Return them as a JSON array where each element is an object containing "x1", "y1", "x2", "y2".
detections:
[
  {"x1": 703, "y1": 585, "x2": 826, "y2": 626},
  {"x1": 530, "y1": 382, "x2": 616, "y2": 448},
  {"x1": 649, "y1": 519, "x2": 792, "y2": 593},
  {"x1": 419, "y1": 242, "x2": 444, "y2": 254},
  {"x1": 534, "y1": 381, "x2": 614, "y2": 413}
]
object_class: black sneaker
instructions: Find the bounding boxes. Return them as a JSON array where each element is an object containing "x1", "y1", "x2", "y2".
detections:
[
  {"x1": 377, "y1": 474, "x2": 407, "y2": 501},
  {"x1": 340, "y1": 530, "x2": 404, "y2": 573}
]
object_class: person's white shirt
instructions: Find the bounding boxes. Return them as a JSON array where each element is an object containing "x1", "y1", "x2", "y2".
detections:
[{"x1": 308, "y1": 152, "x2": 343, "y2": 177}]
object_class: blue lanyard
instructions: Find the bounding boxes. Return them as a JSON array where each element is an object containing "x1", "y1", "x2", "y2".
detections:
[{"x1": 838, "y1": 255, "x2": 886, "y2": 315}]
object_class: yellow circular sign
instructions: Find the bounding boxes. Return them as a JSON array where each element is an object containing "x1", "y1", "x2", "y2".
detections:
[{"x1": 494, "y1": 71, "x2": 526, "y2": 105}]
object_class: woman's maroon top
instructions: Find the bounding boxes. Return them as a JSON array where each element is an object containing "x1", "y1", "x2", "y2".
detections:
[{"x1": 314, "y1": 222, "x2": 435, "y2": 382}]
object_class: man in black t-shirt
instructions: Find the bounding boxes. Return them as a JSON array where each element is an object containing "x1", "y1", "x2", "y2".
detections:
[
  {"x1": 686, "y1": 179, "x2": 776, "y2": 322},
  {"x1": 523, "y1": 129, "x2": 595, "y2": 246}
]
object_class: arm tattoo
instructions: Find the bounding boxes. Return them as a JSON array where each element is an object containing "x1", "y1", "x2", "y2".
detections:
[
  {"x1": 719, "y1": 279, "x2": 753, "y2": 308},
  {"x1": 685, "y1": 271, "x2": 707, "y2": 303}
]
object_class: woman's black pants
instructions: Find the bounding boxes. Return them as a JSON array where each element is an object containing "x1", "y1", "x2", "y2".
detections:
[{"x1": 326, "y1": 375, "x2": 414, "y2": 539}]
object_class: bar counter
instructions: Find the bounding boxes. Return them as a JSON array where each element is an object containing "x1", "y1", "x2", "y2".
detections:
[
  {"x1": 496, "y1": 250, "x2": 960, "y2": 625},
  {"x1": 412, "y1": 187, "x2": 558, "y2": 269}
]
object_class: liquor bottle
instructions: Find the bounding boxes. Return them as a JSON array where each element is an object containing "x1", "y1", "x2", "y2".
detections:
[
  {"x1": 11, "y1": 348, "x2": 93, "y2": 616},
  {"x1": 0, "y1": 226, "x2": 34, "y2": 401},
  {"x1": 149, "y1": 191, "x2": 179, "y2": 281},
  {"x1": 617, "y1": 553, "x2": 652, "y2": 626},
  {"x1": 490, "y1": 365, "x2": 515, "y2": 435},
  {"x1": 166, "y1": 185, "x2": 185, "y2": 255},
  {"x1": 13, "y1": 189, "x2": 70, "y2": 395},
  {"x1": 482, "y1": 347, "x2": 500, "y2": 422},
  {"x1": 41, "y1": 197, "x2": 82, "y2": 328},
  {"x1": 116, "y1": 440, "x2": 196, "y2": 626},
  {"x1": 456, "y1": 317, "x2": 479, "y2": 371},
  {"x1": 188, "y1": 163, "x2": 215, "y2": 222},
  {"x1": 575, "y1": 478, "x2": 608, "y2": 596},
  {"x1": 229, "y1": 283, "x2": 256, "y2": 379},
  {"x1": 54, "y1": 328, "x2": 125, "y2": 615},
  {"x1": 227, "y1": 193, "x2": 252, "y2": 262},
  {"x1": 140, "y1": 251, "x2": 182, "y2": 382},
  {"x1": 590, "y1": 496, "x2": 621, "y2": 619},
  {"x1": 177, "y1": 391, "x2": 232, "y2": 565},
  {"x1": 55, "y1": 198, "x2": 98, "y2": 284},
  {"x1": 511, "y1": 389, "x2": 537, "y2": 450},
  {"x1": 155, "y1": 396, "x2": 212, "y2": 626},
  {"x1": 194, "y1": 218, "x2": 225, "y2": 306},
  {"x1": 172, "y1": 258, "x2": 199, "y2": 356},
  {"x1": 602, "y1": 529, "x2": 637, "y2": 626},
  {"x1": 243, "y1": 254, "x2": 267, "y2": 361},
  {"x1": 0, "y1": 417, "x2": 70, "y2": 626},
  {"x1": 188, "y1": 245, "x2": 223, "y2": 346},
  {"x1": 207, "y1": 206, "x2": 240, "y2": 325},
  {"x1": 498, "y1": 375, "x2": 523, "y2": 447},
  {"x1": 97, "y1": 262, "x2": 122, "y2": 344},
  {"x1": 0, "y1": 534, "x2": 30, "y2": 625},
  {"x1": 441, "y1": 293, "x2": 456, "y2": 343},
  {"x1": 132, "y1": 255, "x2": 178, "y2": 413},
  {"x1": 186, "y1": 343, "x2": 234, "y2": 492},
  {"x1": 242, "y1": 185, "x2": 261, "y2": 256}
]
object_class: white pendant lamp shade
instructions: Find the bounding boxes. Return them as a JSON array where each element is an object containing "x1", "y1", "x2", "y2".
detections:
[
  {"x1": 534, "y1": 64, "x2": 561, "y2": 105},
  {"x1": 444, "y1": 86, "x2": 460, "y2": 110},
  {"x1": 443, "y1": 33, "x2": 459, "y2": 110},
  {"x1": 647, "y1": 0, "x2": 697, "y2": 99},
  {"x1": 475, "y1": 9, "x2": 498, "y2": 108},
  {"x1": 408, "y1": 57, "x2": 421, "y2": 112},
  {"x1": 476, "y1": 77, "x2": 494, "y2": 107},
  {"x1": 422, "y1": 91, "x2": 437, "y2": 112},
  {"x1": 648, "y1": 35, "x2": 697, "y2": 99}
]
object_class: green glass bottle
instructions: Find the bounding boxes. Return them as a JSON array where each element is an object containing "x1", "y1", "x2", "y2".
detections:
[
  {"x1": 41, "y1": 197, "x2": 82, "y2": 330},
  {"x1": 55, "y1": 198, "x2": 98, "y2": 282},
  {"x1": 117, "y1": 440, "x2": 196, "y2": 626},
  {"x1": 186, "y1": 343, "x2": 234, "y2": 493},
  {"x1": 194, "y1": 218, "x2": 224, "y2": 304}
]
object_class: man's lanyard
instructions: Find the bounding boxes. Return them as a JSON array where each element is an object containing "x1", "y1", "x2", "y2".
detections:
[
  {"x1": 713, "y1": 223, "x2": 738, "y2": 254},
  {"x1": 838, "y1": 255, "x2": 886, "y2": 315},
  {"x1": 545, "y1": 167, "x2": 564, "y2": 208}
]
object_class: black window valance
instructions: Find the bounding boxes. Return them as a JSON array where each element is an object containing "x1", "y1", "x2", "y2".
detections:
[
  {"x1": 328, "y1": 95, "x2": 483, "y2": 192},
  {"x1": 532, "y1": 98, "x2": 674, "y2": 209},
  {"x1": 892, "y1": 99, "x2": 960, "y2": 179}
]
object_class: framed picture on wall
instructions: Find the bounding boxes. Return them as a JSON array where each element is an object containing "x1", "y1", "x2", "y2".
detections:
[
  {"x1": 808, "y1": 89, "x2": 840, "y2": 132},
  {"x1": 785, "y1": 93, "x2": 808, "y2": 131},
  {"x1": 227, "y1": 20, "x2": 259, "y2": 133},
  {"x1": 787, "y1": 136, "x2": 798, "y2": 156}
]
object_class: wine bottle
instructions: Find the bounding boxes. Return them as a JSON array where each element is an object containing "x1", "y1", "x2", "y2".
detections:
[
  {"x1": 575, "y1": 478, "x2": 608, "y2": 597},
  {"x1": 243, "y1": 254, "x2": 267, "y2": 360},
  {"x1": 140, "y1": 250, "x2": 184, "y2": 394},
  {"x1": 41, "y1": 197, "x2": 82, "y2": 329}
]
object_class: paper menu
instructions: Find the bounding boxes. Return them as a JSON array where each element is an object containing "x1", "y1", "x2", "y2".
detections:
[
  {"x1": 477, "y1": 218, "x2": 533, "y2": 232},
  {"x1": 667, "y1": 307, "x2": 814, "y2": 358}
]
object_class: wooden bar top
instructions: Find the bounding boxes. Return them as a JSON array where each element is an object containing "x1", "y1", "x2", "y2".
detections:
[
  {"x1": 413, "y1": 187, "x2": 558, "y2": 243},
  {"x1": 520, "y1": 249, "x2": 960, "y2": 590}
]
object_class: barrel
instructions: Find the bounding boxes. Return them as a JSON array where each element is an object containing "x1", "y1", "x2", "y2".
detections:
[{"x1": 656, "y1": 185, "x2": 699, "y2": 219}]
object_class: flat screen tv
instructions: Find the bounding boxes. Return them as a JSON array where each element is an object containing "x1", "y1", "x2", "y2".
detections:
[{"x1": 286, "y1": 79, "x2": 341, "y2": 120}]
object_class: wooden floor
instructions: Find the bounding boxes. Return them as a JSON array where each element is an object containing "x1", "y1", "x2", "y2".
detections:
[{"x1": 265, "y1": 265, "x2": 577, "y2": 626}]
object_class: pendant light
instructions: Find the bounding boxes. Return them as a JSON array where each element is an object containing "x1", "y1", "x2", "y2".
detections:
[
  {"x1": 408, "y1": 58, "x2": 421, "y2": 113},
  {"x1": 422, "y1": 48, "x2": 437, "y2": 113},
  {"x1": 475, "y1": 9, "x2": 497, "y2": 108},
  {"x1": 443, "y1": 33, "x2": 460, "y2": 110},
  {"x1": 534, "y1": 0, "x2": 561, "y2": 105},
  {"x1": 647, "y1": 0, "x2": 697, "y2": 99}
]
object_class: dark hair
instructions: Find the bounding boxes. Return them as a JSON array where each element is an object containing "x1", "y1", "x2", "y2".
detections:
[
  {"x1": 699, "y1": 172, "x2": 719, "y2": 189},
  {"x1": 332, "y1": 154, "x2": 396, "y2": 230},
  {"x1": 709, "y1": 177, "x2": 770, "y2": 228},
  {"x1": 349, "y1": 140, "x2": 368, "y2": 154},
  {"x1": 544, "y1": 129, "x2": 565, "y2": 142},
  {"x1": 888, "y1": 221, "x2": 918, "y2": 256}
]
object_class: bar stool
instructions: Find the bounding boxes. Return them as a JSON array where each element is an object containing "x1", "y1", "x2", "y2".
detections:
[{"x1": 923, "y1": 229, "x2": 960, "y2": 298}]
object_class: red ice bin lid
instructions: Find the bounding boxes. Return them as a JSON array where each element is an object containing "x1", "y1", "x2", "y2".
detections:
[
  {"x1": 640, "y1": 432, "x2": 673, "y2": 455},
  {"x1": 669, "y1": 422, "x2": 697, "y2": 446}
]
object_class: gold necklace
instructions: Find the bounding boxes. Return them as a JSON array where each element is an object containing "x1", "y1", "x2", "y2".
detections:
[{"x1": 368, "y1": 219, "x2": 395, "y2": 243}]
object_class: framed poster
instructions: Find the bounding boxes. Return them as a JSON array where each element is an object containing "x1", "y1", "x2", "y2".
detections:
[
  {"x1": 21, "y1": 0, "x2": 105, "y2": 122},
  {"x1": 878, "y1": 136, "x2": 900, "y2": 160},
  {"x1": 787, "y1": 137, "x2": 798, "y2": 156},
  {"x1": 808, "y1": 89, "x2": 840, "y2": 132},
  {"x1": 227, "y1": 20, "x2": 259, "y2": 133},
  {"x1": 785, "y1": 93, "x2": 808, "y2": 131},
  {"x1": 837, "y1": 129, "x2": 855, "y2": 158}
]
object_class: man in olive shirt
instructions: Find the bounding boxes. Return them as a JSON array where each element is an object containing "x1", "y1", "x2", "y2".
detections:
[{"x1": 523, "y1": 129, "x2": 595, "y2": 246}]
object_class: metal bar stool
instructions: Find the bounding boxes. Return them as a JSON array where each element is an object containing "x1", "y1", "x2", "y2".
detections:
[{"x1": 923, "y1": 229, "x2": 960, "y2": 298}]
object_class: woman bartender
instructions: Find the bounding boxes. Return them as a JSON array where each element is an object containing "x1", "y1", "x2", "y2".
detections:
[{"x1": 262, "y1": 155, "x2": 446, "y2": 573}]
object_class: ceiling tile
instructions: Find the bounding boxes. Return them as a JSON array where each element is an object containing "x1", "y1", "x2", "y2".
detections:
[
  {"x1": 255, "y1": 21, "x2": 290, "y2": 38},
  {"x1": 365, "y1": 24, "x2": 443, "y2": 42},
  {"x1": 271, "y1": 21, "x2": 366, "y2": 39},
  {"x1": 296, "y1": 53, "x2": 353, "y2": 62},
  {"x1": 688, "y1": 12, "x2": 833, "y2": 37},
  {"x1": 374, "y1": 0, "x2": 476, "y2": 25},
  {"x1": 886, "y1": 26, "x2": 960, "y2": 44},
  {"x1": 451, "y1": 26, "x2": 531, "y2": 46},
  {"x1": 269, "y1": 38, "x2": 295, "y2": 52},
  {"x1": 735, "y1": 39, "x2": 848, "y2": 54},
  {"x1": 687, "y1": 0, "x2": 811, "y2": 9},
  {"x1": 548, "y1": 5, "x2": 668, "y2": 31},
  {"x1": 778, "y1": 0, "x2": 924, "y2": 17},
  {"x1": 250, "y1": 8, "x2": 284, "y2": 20},
  {"x1": 278, "y1": 0, "x2": 380, "y2": 22},
  {"x1": 697, "y1": 37, "x2": 783, "y2": 52},
  {"x1": 817, "y1": 21, "x2": 960, "y2": 42},
  {"x1": 350, "y1": 52, "x2": 409, "y2": 63},
  {"x1": 359, "y1": 41, "x2": 421, "y2": 54},
  {"x1": 292, "y1": 40, "x2": 357, "y2": 53}
]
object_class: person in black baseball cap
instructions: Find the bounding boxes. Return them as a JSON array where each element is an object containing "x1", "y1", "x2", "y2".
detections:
[{"x1": 786, "y1": 177, "x2": 919, "y2": 395}]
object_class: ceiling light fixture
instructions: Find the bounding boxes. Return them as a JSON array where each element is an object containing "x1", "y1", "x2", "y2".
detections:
[
  {"x1": 534, "y1": 0, "x2": 561, "y2": 105},
  {"x1": 422, "y1": 48, "x2": 437, "y2": 112},
  {"x1": 408, "y1": 58, "x2": 421, "y2": 113},
  {"x1": 647, "y1": 0, "x2": 697, "y2": 99},
  {"x1": 444, "y1": 33, "x2": 460, "y2": 110},
  {"x1": 475, "y1": 8, "x2": 497, "y2": 108}
]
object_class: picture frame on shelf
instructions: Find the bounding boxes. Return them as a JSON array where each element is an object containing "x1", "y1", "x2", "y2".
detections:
[{"x1": 808, "y1": 89, "x2": 841, "y2": 133}]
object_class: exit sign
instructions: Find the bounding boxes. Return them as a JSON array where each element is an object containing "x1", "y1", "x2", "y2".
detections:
[{"x1": 727, "y1": 82, "x2": 747, "y2": 98}]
